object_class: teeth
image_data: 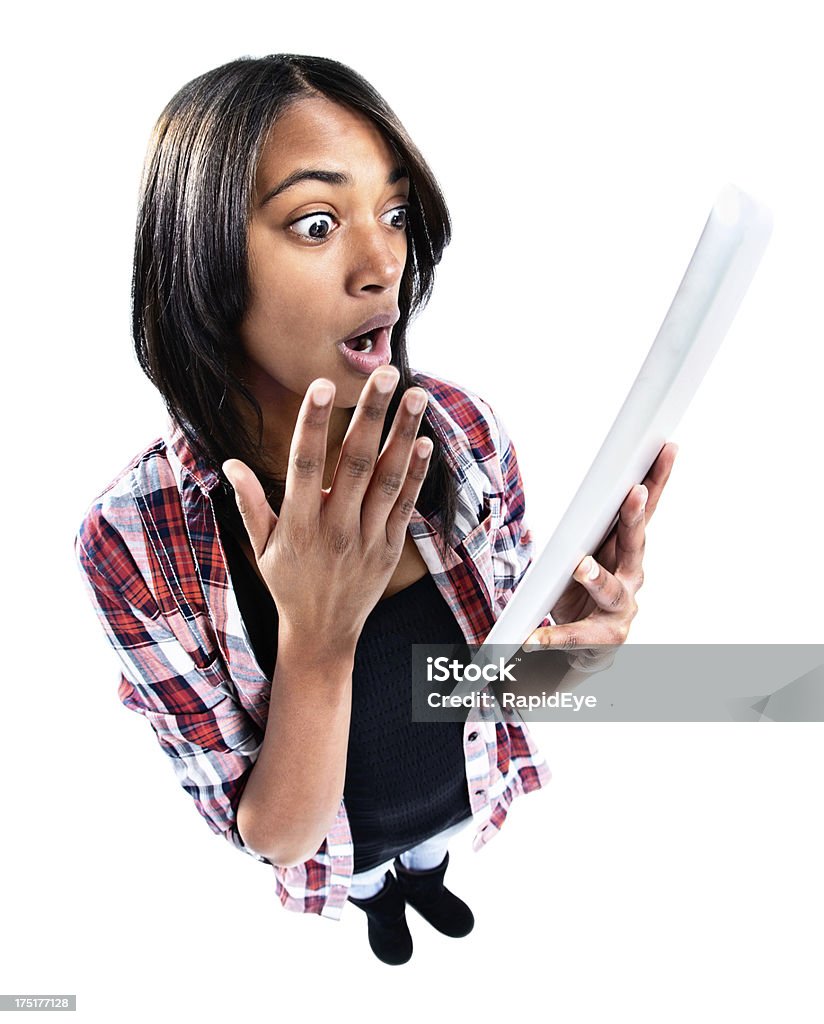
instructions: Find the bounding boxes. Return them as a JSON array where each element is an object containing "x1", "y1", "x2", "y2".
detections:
[{"x1": 357, "y1": 334, "x2": 374, "y2": 352}]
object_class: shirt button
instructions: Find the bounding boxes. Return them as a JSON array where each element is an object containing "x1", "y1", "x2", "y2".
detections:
[{"x1": 468, "y1": 731, "x2": 478, "y2": 742}]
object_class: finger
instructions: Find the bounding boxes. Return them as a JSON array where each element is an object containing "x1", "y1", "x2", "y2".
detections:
[
  {"x1": 575, "y1": 554, "x2": 636, "y2": 617},
  {"x1": 640, "y1": 442, "x2": 678, "y2": 523},
  {"x1": 383, "y1": 436, "x2": 433, "y2": 548},
  {"x1": 222, "y1": 459, "x2": 278, "y2": 560},
  {"x1": 522, "y1": 625, "x2": 619, "y2": 670},
  {"x1": 613, "y1": 483, "x2": 648, "y2": 579},
  {"x1": 521, "y1": 615, "x2": 628, "y2": 652},
  {"x1": 595, "y1": 443, "x2": 677, "y2": 568},
  {"x1": 324, "y1": 367, "x2": 400, "y2": 519},
  {"x1": 361, "y1": 384, "x2": 428, "y2": 536},
  {"x1": 597, "y1": 482, "x2": 647, "y2": 565},
  {"x1": 522, "y1": 555, "x2": 636, "y2": 652},
  {"x1": 282, "y1": 379, "x2": 336, "y2": 525}
]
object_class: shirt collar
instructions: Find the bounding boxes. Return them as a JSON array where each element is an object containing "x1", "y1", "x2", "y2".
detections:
[{"x1": 166, "y1": 418, "x2": 222, "y2": 494}]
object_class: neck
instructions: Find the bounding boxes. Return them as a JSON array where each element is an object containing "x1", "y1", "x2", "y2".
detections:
[{"x1": 237, "y1": 375, "x2": 354, "y2": 488}]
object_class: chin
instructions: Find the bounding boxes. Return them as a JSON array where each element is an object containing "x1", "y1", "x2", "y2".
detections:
[{"x1": 332, "y1": 373, "x2": 371, "y2": 409}]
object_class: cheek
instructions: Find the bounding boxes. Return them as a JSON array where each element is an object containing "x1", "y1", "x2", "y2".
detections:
[
  {"x1": 246, "y1": 243, "x2": 339, "y2": 330},
  {"x1": 238, "y1": 254, "x2": 341, "y2": 383}
]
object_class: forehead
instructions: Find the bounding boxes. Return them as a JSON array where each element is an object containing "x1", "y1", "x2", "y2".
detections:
[{"x1": 256, "y1": 95, "x2": 398, "y2": 184}]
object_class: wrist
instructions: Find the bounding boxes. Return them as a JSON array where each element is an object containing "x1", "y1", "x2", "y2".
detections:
[{"x1": 277, "y1": 620, "x2": 358, "y2": 674}]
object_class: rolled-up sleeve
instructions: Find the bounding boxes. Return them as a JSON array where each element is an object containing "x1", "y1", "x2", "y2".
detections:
[{"x1": 75, "y1": 506, "x2": 268, "y2": 862}]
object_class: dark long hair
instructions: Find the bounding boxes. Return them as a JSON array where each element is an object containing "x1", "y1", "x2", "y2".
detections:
[{"x1": 132, "y1": 54, "x2": 457, "y2": 547}]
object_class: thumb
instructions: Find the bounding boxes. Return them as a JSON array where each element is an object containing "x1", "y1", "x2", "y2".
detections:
[{"x1": 222, "y1": 459, "x2": 278, "y2": 558}]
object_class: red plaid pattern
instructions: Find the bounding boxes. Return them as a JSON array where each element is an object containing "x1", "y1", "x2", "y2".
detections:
[{"x1": 76, "y1": 371, "x2": 551, "y2": 920}]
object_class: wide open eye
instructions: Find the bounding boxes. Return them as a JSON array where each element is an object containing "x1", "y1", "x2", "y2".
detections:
[
  {"x1": 380, "y1": 205, "x2": 409, "y2": 230},
  {"x1": 290, "y1": 212, "x2": 337, "y2": 241}
]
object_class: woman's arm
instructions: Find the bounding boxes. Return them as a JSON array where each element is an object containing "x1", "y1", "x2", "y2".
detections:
[
  {"x1": 234, "y1": 633, "x2": 355, "y2": 866},
  {"x1": 224, "y1": 368, "x2": 431, "y2": 865}
]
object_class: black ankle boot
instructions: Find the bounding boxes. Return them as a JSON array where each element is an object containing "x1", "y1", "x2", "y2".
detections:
[
  {"x1": 348, "y1": 872, "x2": 413, "y2": 965},
  {"x1": 393, "y1": 852, "x2": 474, "y2": 938}
]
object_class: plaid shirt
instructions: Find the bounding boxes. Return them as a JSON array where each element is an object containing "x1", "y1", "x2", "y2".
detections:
[{"x1": 75, "y1": 371, "x2": 552, "y2": 920}]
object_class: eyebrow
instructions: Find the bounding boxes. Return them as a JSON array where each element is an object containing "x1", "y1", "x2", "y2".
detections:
[{"x1": 259, "y1": 165, "x2": 409, "y2": 207}]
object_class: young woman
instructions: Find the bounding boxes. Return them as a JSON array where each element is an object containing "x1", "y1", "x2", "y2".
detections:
[{"x1": 75, "y1": 54, "x2": 675, "y2": 966}]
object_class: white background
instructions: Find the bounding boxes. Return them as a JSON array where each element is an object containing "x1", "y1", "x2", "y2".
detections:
[{"x1": 3, "y1": 1, "x2": 822, "y2": 1021}]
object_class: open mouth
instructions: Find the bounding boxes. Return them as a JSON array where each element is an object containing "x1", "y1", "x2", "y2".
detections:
[
  {"x1": 337, "y1": 322, "x2": 392, "y2": 373},
  {"x1": 344, "y1": 333, "x2": 375, "y2": 353}
]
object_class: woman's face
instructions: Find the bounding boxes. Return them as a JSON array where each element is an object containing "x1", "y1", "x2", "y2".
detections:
[{"x1": 238, "y1": 95, "x2": 410, "y2": 417}]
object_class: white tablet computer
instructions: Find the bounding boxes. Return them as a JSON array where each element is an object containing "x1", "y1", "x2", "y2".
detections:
[{"x1": 472, "y1": 183, "x2": 773, "y2": 671}]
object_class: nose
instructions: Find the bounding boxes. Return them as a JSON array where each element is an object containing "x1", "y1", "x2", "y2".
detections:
[{"x1": 344, "y1": 221, "x2": 406, "y2": 295}]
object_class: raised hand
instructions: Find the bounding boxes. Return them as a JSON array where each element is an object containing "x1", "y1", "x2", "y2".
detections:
[{"x1": 223, "y1": 367, "x2": 432, "y2": 654}]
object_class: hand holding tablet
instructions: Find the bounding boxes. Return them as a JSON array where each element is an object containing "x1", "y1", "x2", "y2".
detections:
[
  {"x1": 474, "y1": 183, "x2": 773, "y2": 672},
  {"x1": 529, "y1": 441, "x2": 678, "y2": 652}
]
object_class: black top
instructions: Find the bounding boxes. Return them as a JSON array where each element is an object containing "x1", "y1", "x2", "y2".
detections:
[{"x1": 213, "y1": 487, "x2": 472, "y2": 872}]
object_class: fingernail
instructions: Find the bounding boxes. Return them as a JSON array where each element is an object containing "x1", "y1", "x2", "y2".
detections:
[
  {"x1": 522, "y1": 632, "x2": 542, "y2": 653},
  {"x1": 584, "y1": 557, "x2": 599, "y2": 580},
  {"x1": 312, "y1": 382, "x2": 333, "y2": 406},
  {"x1": 373, "y1": 370, "x2": 398, "y2": 394},
  {"x1": 416, "y1": 437, "x2": 433, "y2": 458},
  {"x1": 406, "y1": 389, "x2": 426, "y2": 414},
  {"x1": 638, "y1": 484, "x2": 648, "y2": 508}
]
